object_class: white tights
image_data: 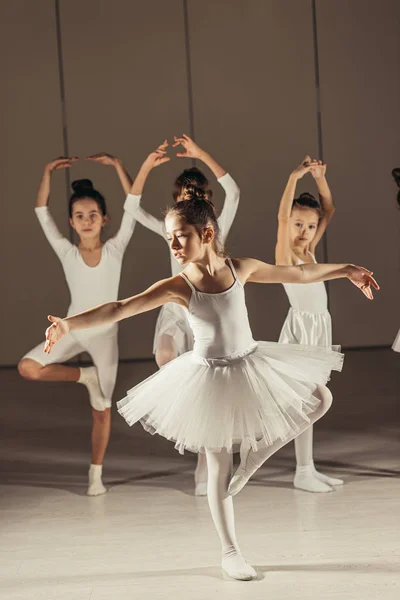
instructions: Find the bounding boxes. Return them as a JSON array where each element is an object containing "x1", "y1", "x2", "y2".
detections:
[
  {"x1": 205, "y1": 449, "x2": 256, "y2": 580},
  {"x1": 229, "y1": 385, "x2": 335, "y2": 496}
]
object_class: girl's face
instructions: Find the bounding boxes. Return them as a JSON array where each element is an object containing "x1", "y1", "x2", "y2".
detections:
[
  {"x1": 165, "y1": 215, "x2": 213, "y2": 264},
  {"x1": 69, "y1": 199, "x2": 107, "y2": 240},
  {"x1": 290, "y1": 207, "x2": 319, "y2": 247}
]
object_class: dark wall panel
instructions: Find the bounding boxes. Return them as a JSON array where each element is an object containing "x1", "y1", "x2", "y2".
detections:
[
  {"x1": 317, "y1": 0, "x2": 400, "y2": 346},
  {"x1": 60, "y1": 0, "x2": 191, "y2": 358},
  {"x1": 188, "y1": 0, "x2": 320, "y2": 342},
  {"x1": 0, "y1": 1, "x2": 67, "y2": 364}
]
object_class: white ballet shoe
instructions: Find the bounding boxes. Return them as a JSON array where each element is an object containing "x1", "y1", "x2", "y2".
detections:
[
  {"x1": 79, "y1": 366, "x2": 110, "y2": 412},
  {"x1": 221, "y1": 554, "x2": 257, "y2": 581},
  {"x1": 87, "y1": 464, "x2": 107, "y2": 497},
  {"x1": 313, "y1": 467, "x2": 344, "y2": 487},
  {"x1": 228, "y1": 439, "x2": 253, "y2": 497},
  {"x1": 294, "y1": 468, "x2": 332, "y2": 493}
]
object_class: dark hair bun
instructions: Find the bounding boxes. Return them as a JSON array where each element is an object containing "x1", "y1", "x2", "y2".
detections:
[
  {"x1": 183, "y1": 184, "x2": 207, "y2": 201},
  {"x1": 71, "y1": 179, "x2": 94, "y2": 193},
  {"x1": 392, "y1": 168, "x2": 400, "y2": 187}
]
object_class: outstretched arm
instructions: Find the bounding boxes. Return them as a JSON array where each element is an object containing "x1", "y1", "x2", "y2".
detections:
[
  {"x1": 309, "y1": 161, "x2": 335, "y2": 252},
  {"x1": 236, "y1": 258, "x2": 379, "y2": 300},
  {"x1": 45, "y1": 275, "x2": 189, "y2": 354},
  {"x1": 35, "y1": 157, "x2": 78, "y2": 259},
  {"x1": 276, "y1": 156, "x2": 318, "y2": 265}
]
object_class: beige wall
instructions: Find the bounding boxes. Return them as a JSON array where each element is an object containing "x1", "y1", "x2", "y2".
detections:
[{"x1": 2, "y1": 0, "x2": 399, "y2": 364}]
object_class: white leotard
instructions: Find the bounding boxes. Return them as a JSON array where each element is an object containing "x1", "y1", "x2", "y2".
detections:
[
  {"x1": 180, "y1": 259, "x2": 255, "y2": 359},
  {"x1": 280, "y1": 252, "x2": 333, "y2": 348},
  {"x1": 35, "y1": 195, "x2": 137, "y2": 340}
]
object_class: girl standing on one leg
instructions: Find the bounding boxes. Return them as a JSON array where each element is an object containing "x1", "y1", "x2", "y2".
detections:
[
  {"x1": 18, "y1": 154, "x2": 136, "y2": 496},
  {"x1": 124, "y1": 135, "x2": 240, "y2": 495},
  {"x1": 44, "y1": 189, "x2": 378, "y2": 579},
  {"x1": 275, "y1": 155, "x2": 344, "y2": 493}
]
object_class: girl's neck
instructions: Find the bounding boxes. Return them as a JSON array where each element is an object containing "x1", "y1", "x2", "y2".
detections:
[
  {"x1": 189, "y1": 251, "x2": 225, "y2": 277},
  {"x1": 292, "y1": 244, "x2": 310, "y2": 260},
  {"x1": 78, "y1": 238, "x2": 103, "y2": 252}
]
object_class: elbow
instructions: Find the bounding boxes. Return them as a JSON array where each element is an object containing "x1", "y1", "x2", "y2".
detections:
[{"x1": 114, "y1": 301, "x2": 125, "y2": 322}]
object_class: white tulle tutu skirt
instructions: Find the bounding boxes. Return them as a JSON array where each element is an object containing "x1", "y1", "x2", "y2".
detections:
[
  {"x1": 153, "y1": 302, "x2": 194, "y2": 355},
  {"x1": 117, "y1": 341, "x2": 344, "y2": 454},
  {"x1": 279, "y1": 308, "x2": 340, "y2": 352}
]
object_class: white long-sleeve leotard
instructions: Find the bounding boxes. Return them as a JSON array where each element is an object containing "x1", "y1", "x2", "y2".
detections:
[
  {"x1": 35, "y1": 196, "x2": 137, "y2": 340},
  {"x1": 124, "y1": 173, "x2": 240, "y2": 275}
]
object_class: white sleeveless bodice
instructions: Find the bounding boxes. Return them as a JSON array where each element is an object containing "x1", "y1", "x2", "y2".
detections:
[
  {"x1": 282, "y1": 252, "x2": 328, "y2": 313},
  {"x1": 180, "y1": 259, "x2": 255, "y2": 359}
]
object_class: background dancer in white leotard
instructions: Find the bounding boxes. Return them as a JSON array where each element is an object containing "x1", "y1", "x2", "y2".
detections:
[
  {"x1": 44, "y1": 193, "x2": 378, "y2": 580},
  {"x1": 124, "y1": 135, "x2": 240, "y2": 495},
  {"x1": 276, "y1": 156, "x2": 344, "y2": 493},
  {"x1": 391, "y1": 167, "x2": 400, "y2": 352},
  {"x1": 18, "y1": 155, "x2": 135, "y2": 496}
]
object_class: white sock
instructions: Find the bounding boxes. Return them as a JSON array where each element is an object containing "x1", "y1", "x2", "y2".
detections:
[
  {"x1": 78, "y1": 366, "x2": 110, "y2": 411},
  {"x1": 87, "y1": 464, "x2": 107, "y2": 496},
  {"x1": 294, "y1": 465, "x2": 332, "y2": 493},
  {"x1": 312, "y1": 462, "x2": 344, "y2": 486},
  {"x1": 221, "y1": 545, "x2": 256, "y2": 581}
]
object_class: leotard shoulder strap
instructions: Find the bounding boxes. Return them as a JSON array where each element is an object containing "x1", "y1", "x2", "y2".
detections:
[{"x1": 179, "y1": 271, "x2": 196, "y2": 292}]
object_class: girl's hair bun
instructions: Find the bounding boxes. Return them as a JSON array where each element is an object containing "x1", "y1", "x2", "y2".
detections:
[
  {"x1": 392, "y1": 168, "x2": 400, "y2": 187},
  {"x1": 183, "y1": 184, "x2": 207, "y2": 201},
  {"x1": 71, "y1": 179, "x2": 94, "y2": 193}
]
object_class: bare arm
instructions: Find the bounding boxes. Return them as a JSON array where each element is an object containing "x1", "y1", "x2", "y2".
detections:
[
  {"x1": 235, "y1": 257, "x2": 379, "y2": 299},
  {"x1": 309, "y1": 162, "x2": 335, "y2": 252},
  {"x1": 36, "y1": 157, "x2": 78, "y2": 208},
  {"x1": 276, "y1": 156, "x2": 318, "y2": 265},
  {"x1": 44, "y1": 276, "x2": 189, "y2": 353},
  {"x1": 86, "y1": 153, "x2": 133, "y2": 196},
  {"x1": 173, "y1": 134, "x2": 226, "y2": 179}
]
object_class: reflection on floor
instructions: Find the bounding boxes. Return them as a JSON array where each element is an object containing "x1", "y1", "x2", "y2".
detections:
[{"x1": 1, "y1": 349, "x2": 399, "y2": 599}]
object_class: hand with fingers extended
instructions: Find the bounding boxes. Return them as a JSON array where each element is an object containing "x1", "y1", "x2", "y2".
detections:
[
  {"x1": 85, "y1": 152, "x2": 121, "y2": 168},
  {"x1": 310, "y1": 159, "x2": 327, "y2": 180},
  {"x1": 44, "y1": 316, "x2": 70, "y2": 354},
  {"x1": 346, "y1": 266, "x2": 380, "y2": 300},
  {"x1": 291, "y1": 155, "x2": 319, "y2": 181},
  {"x1": 142, "y1": 140, "x2": 171, "y2": 171},
  {"x1": 172, "y1": 134, "x2": 205, "y2": 160},
  {"x1": 44, "y1": 157, "x2": 79, "y2": 175}
]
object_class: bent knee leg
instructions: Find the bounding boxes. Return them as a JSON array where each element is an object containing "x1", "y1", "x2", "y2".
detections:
[
  {"x1": 314, "y1": 385, "x2": 333, "y2": 414},
  {"x1": 18, "y1": 359, "x2": 44, "y2": 381}
]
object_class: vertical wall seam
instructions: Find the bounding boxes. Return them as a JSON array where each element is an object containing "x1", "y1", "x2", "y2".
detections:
[
  {"x1": 183, "y1": 0, "x2": 196, "y2": 167},
  {"x1": 55, "y1": 0, "x2": 71, "y2": 237},
  {"x1": 311, "y1": 0, "x2": 330, "y2": 307}
]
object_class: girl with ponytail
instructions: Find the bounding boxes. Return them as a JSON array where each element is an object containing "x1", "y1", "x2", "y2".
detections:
[{"x1": 18, "y1": 154, "x2": 137, "y2": 496}]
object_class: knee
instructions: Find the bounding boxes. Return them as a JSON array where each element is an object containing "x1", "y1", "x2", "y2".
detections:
[
  {"x1": 316, "y1": 385, "x2": 333, "y2": 413},
  {"x1": 92, "y1": 407, "x2": 111, "y2": 425},
  {"x1": 18, "y1": 359, "x2": 43, "y2": 381}
]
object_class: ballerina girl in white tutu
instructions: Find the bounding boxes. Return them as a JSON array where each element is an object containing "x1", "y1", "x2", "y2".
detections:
[
  {"x1": 275, "y1": 155, "x2": 344, "y2": 493},
  {"x1": 44, "y1": 142, "x2": 379, "y2": 581}
]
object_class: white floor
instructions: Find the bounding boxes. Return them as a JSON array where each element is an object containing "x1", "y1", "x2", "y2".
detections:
[{"x1": 1, "y1": 351, "x2": 399, "y2": 600}]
